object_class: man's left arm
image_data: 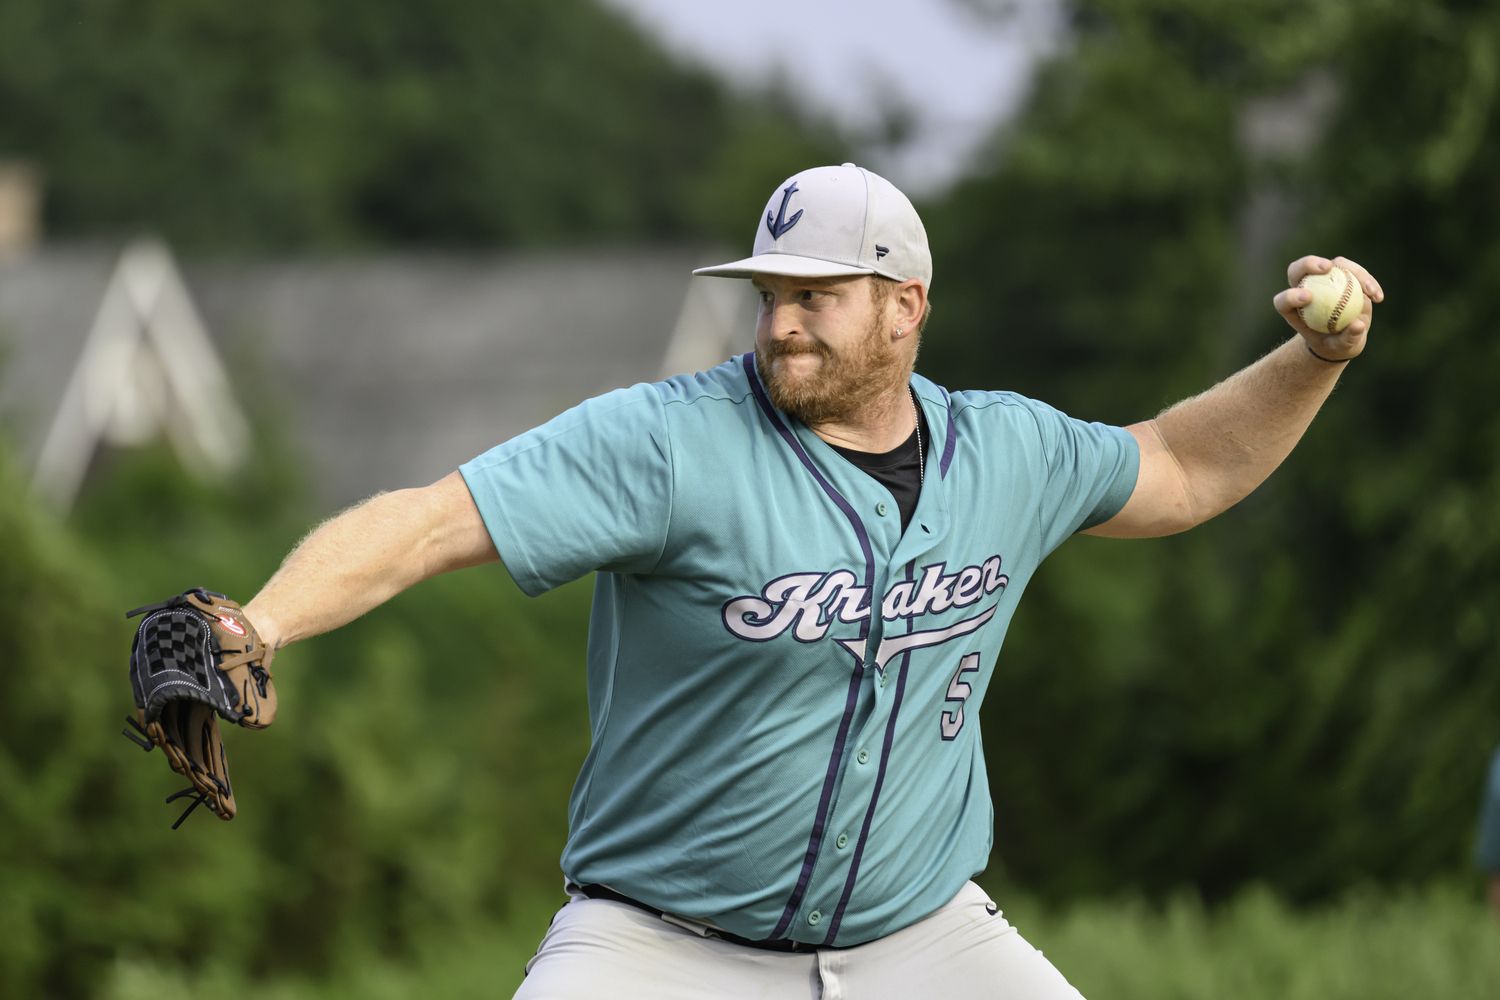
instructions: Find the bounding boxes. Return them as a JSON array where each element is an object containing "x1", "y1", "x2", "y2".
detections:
[{"x1": 1086, "y1": 255, "x2": 1385, "y2": 539}]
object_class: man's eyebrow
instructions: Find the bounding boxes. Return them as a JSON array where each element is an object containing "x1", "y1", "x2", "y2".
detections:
[{"x1": 750, "y1": 278, "x2": 844, "y2": 294}]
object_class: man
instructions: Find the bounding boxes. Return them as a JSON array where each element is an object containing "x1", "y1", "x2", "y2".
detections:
[
  {"x1": 1478, "y1": 745, "x2": 1500, "y2": 920},
  {"x1": 242, "y1": 164, "x2": 1382, "y2": 997}
]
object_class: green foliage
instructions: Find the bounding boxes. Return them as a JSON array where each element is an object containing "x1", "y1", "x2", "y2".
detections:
[
  {"x1": 10, "y1": 0, "x2": 1500, "y2": 992},
  {"x1": 0, "y1": 441, "x2": 135, "y2": 997},
  {"x1": 99, "y1": 904, "x2": 554, "y2": 1000},
  {"x1": 0, "y1": 433, "x2": 595, "y2": 997},
  {"x1": 920, "y1": 0, "x2": 1500, "y2": 903},
  {"x1": 0, "y1": 0, "x2": 843, "y2": 249},
  {"x1": 1009, "y1": 883, "x2": 1500, "y2": 1000},
  {"x1": 88, "y1": 885, "x2": 1500, "y2": 1000}
]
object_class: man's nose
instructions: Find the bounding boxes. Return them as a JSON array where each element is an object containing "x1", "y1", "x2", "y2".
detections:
[{"x1": 764, "y1": 300, "x2": 801, "y2": 339}]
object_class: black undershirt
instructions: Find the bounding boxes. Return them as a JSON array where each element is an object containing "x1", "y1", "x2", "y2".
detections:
[{"x1": 828, "y1": 401, "x2": 930, "y2": 533}]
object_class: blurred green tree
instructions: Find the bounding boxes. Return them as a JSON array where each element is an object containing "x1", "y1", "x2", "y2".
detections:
[
  {"x1": 0, "y1": 0, "x2": 841, "y2": 249},
  {"x1": 0, "y1": 444, "x2": 135, "y2": 998},
  {"x1": 11, "y1": 5, "x2": 1500, "y2": 996},
  {"x1": 921, "y1": 0, "x2": 1500, "y2": 903},
  {"x1": 0, "y1": 430, "x2": 596, "y2": 997}
]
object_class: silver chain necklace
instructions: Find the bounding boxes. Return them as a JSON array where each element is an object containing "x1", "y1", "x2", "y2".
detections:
[{"x1": 910, "y1": 385, "x2": 924, "y2": 486}]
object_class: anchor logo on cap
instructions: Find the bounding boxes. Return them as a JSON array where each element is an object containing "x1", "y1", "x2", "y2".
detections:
[{"x1": 765, "y1": 183, "x2": 804, "y2": 239}]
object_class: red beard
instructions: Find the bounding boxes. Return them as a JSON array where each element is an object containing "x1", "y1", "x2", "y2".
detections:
[{"x1": 756, "y1": 315, "x2": 909, "y2": 424}]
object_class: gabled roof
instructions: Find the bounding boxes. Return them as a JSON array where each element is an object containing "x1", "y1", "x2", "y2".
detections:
[
  {"x1": 0, "y1": 243, "x2": 754, "y2": 510},
  {"x1": 32, "y1": 240, "x2": 249, "y2": 509}
]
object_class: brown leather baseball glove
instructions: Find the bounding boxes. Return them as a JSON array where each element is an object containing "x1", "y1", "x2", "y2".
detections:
[{"x1": 122, "y1": 588, "x2": 277, "y2": 828}]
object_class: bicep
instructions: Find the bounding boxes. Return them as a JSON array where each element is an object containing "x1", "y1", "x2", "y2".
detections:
[
  {"x1": 419, "y1": 471, "x2": 501, "y2": 578},
  {"x1": 1081, "y1": 421, "x2": 1197, "y2": 538}
]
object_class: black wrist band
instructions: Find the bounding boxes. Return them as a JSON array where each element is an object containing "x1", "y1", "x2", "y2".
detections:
[{"x1": 1306, "y1": 343, "x2": 1351, "y2": 364}]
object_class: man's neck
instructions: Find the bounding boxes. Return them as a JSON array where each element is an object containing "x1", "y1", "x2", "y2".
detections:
[{"x1": 806, "y1": 381, "x2": 917, "y2": 454}]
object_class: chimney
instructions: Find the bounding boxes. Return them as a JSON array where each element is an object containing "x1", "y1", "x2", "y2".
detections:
[{"x1": 0, "y1": 161, "x2": 42, "y2": 260}]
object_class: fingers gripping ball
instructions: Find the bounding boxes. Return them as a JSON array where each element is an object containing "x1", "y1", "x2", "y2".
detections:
[
  {"x1": 1298, "y1": 265, "x2": 1366, "y2": 334},
  {"x1": 122, "y1": 588, "x2": 277, "y2": 828}
]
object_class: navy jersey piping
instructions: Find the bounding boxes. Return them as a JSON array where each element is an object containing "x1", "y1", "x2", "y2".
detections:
[
  {"x1": 740, "y1": 351, "x2": 876, "y2": 941},
  {"x1": 822, "y1": 559, "x2": 916, "y2": 944},
  {"x1": 939, "y1": 387, "x2": 957, "y2": 478}
]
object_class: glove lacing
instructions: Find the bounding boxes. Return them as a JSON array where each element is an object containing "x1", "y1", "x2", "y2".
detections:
[{"x1": 120, "y1": 715, "x2": 233, "y2": 829}]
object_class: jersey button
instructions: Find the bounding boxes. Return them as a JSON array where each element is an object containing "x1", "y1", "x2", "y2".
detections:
[
  {"x1": 808, "y1": 910, "x2": 822, "y2": 926},
  {"x1": 875, "y1": 501, "x2": 888, "y2": 516},
  {"x1": 857, "y1": 749, "x2": 869, "y2": 764},
  {"x1": 836, "y1": 833, "x2": 849, "y2": 849}
]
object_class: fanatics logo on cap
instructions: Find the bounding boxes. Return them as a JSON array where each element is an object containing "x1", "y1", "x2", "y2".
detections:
[{"x1": 693, "y1": 163, "x2": 934, "y2": 288}]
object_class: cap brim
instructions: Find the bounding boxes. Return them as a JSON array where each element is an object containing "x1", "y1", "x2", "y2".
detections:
[{"x1": 692, "y1": 254, "x2": 874, "y2": 280}]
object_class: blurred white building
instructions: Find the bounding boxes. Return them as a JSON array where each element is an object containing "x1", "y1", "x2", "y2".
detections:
[
  {"x1": 29, "y1": 240, "x2": 251, "y2": 509},
  {"x1": 0, "y1": 240, "x2": 754, "y2": 510}
]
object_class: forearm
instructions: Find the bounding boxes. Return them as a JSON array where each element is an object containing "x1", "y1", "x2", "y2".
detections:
[
  {"x1": 1087, "y1": 255, "x2": 1381, "y2": 539},
  {"x1": 1154, "y1": 336, "x2": 1343, "y2": 524},
  {"x1": 244, "y1": 472, "x2": 496, "y2": 648}
]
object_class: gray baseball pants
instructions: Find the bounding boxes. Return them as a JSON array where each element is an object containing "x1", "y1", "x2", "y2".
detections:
[{"x1": 513, "y1": 880, "x2": 1085, "y2": 999}]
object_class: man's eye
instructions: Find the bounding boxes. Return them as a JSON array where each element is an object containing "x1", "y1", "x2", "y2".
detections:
[{"x1": 758, "y1": 291, "x2": 773, "y2": 303}]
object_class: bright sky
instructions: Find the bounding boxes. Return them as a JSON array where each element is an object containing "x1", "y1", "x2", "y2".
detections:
[{"x1": 601, "y1": 0, "x2": 1062, "y2": 195}]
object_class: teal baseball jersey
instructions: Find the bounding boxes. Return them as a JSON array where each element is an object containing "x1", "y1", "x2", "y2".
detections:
[{"x1": 460, "y1": 354, "x2": 1138, "y2": 947}]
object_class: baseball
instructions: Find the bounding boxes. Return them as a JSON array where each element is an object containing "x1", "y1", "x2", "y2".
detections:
[{"x1": 1298, "y1": 265, "x2": 1366, "y2": 335}]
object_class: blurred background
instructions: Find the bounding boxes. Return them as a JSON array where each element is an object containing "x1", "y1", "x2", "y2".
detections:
[{"x1": 3, "y1": 0, "x2": 1500, "y2": 997}]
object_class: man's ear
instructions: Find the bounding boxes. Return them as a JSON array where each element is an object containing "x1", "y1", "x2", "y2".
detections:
[{"x1": 895, "y1": 280, "x2": 927, "y2": 331}]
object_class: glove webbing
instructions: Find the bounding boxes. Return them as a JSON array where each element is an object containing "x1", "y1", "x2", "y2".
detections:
[{"x1": 121, "y1": 715, "x2": 233, "y2": 830}]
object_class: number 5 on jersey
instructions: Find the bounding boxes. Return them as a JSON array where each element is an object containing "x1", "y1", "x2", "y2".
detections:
[{"x1": 941, "y1": 653, "x2": 981, "y2": 740}]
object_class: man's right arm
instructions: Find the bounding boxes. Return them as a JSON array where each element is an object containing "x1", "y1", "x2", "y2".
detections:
[{"x1": 243, "y1": 471, "x2": 497, "y2": 649}]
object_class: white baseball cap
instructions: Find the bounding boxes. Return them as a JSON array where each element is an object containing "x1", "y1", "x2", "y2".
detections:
[{"x1": 693, "y1": 163, "x2": 932, "y2": 287}]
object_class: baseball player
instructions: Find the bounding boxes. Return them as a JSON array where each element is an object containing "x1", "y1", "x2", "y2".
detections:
[
  {"x1": 240, "y1": 164, "x2": 1383, "y2": 997},
  {"x1": 1478, "y1": 744, "x2": 1500, "y2": 920}
]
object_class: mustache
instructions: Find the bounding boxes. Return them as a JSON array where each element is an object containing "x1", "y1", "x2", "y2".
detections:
[{"x1": 762, "y1": 337, "x2": 834, "y2": 361}]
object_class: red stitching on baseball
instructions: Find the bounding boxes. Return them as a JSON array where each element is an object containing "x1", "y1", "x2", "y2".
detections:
[{"x1": 1327, "y1": 269, "x2": 1354, "y2": 334}]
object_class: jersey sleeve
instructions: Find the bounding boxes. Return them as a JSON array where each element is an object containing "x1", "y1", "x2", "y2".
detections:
[
  {"x1": 459, "y1": 383, "x2": 673, "y2": 597},
  {"x1": 1019, "y1": 396, "x2": 1140, "y2": 555}
]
